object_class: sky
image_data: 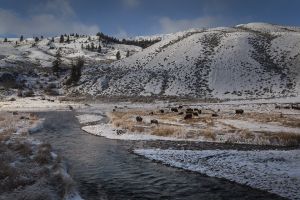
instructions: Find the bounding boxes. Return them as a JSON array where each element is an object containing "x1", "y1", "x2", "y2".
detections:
[{"x1": 0, "y1": 0, "x2": 300, "y2": 38}]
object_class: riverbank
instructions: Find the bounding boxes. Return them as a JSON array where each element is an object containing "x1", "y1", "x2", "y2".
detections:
[{"x1": 0, "y1": 111, "x2": 82, "y2": 200}]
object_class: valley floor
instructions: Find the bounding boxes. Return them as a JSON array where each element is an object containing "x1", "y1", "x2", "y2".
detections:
[{"x1": 1, "y1": 95, "x2": 300, "y2": 199}]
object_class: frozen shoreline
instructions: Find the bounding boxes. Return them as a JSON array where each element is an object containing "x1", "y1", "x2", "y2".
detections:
[{"x1": 134, "y1": 149, "x2": 300, "y2": 200}]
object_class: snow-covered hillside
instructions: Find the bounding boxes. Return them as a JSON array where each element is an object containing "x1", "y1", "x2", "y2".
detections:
[
  {"x1": 1, "y1": 23, "x2": 300, "y2": 100},
  {"x1": 0, "y1": 34, "x2": 142, "y2": 97},
  {"x1": 77, "y1": 23, "x2": 300, "y2": 100}
]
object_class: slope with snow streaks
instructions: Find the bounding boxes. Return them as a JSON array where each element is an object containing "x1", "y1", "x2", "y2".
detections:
[{"x1": 81, "y1": 23, "x2": 300, "y2": 99}]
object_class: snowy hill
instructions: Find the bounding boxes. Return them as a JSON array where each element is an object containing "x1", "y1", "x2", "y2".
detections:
[
  {"x1": 76, "y1": 23, "x2": 300, "y2": 100},
  {"x1": 0, "y1": 34, "x2": 142, "y2": 97},
  {"x1": 1, "y1": 23, "x2": 300, "y2": 100}
]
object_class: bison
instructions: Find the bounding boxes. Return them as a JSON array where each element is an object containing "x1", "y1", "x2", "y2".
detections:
[
  {"x1": 184, "y1": 113, "x2": 193, "y2": 120},
  {"x1": 186, "y1": 108, "x2": 193, "y2": 113},
  {"x1": 171, "y1": 108, "x2": 178, "y2": 112},
  {"x1": 159, "y1": 109, "x2": 165, "y2": 114},
  {"x1": 136, "y1": 116, "x2": 143, "y2": 122},
  {"x1": 235, "y1": 109, "x2": 244, "y2": 114},
  {"x1": 212, "y1": 113, "x2": 218, "y2": 117},
  {"x1": 150, "y1": 119, "x2": 159, "y2": 125}
]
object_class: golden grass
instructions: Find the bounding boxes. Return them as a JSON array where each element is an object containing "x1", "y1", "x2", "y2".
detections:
[
  {"x1": 108, "y1": 108, "x2": 300, "y2": 146},
  {"x1": 152, "y1": 125, "x2": 181, "y2": 137}
]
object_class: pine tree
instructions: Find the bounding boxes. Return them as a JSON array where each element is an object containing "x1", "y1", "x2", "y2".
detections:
[
  {"x1": 60, "y1": 35, "x2": 64, "y2": 43},
  {"x1": 116, "y1": 51, "x2": 121, "y2": 60},
  {"x1": 86, "y1": 44, "x2": 90, "y2": 50},
  {"x1": 52, "y1": 49, "x2": 62, "y2": 77},
  {"x1": 97, "y1": 45, "x2": 101, "y2": 53},
  {"x1": 126, "y1": 50, "x2": 130, "y2": 57},
  {"x1": 66, "y1": 57, "x2": 84, "y2": 85},
  {"x1": 88, "y1": 36, "x2": 91, "y2": 41},
  {"x1": 20, "y1": 35, "x2": 24, "y2": 42},
  {"x1": 41, "y1": 36, "x2": 44, "y2": 39},
  {"x1": 35, "y1": 37, "x2": 39, "y2": 42},
  {"x1": 91, "y1": 42, "x2": 95, "y2": 51},
  {"x1": 51, "y1": 37, "x2": 55, "y2": 42},
  {"x1": 81, "y1": 44, "x2": 84, "y2": 49},
  {"x1": 66, "y1": 35, "x2": 70, "y2": 43},
  {"x1": 4, "y1": 38, "x2": 8, "y2": 42}
]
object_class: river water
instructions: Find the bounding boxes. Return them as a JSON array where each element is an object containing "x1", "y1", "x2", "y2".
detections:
[{"x1": 33, "y1": 111, "x2": 286, "y2": 200}]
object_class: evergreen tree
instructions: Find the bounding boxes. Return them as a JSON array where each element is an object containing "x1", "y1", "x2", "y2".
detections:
[
  {"x1": 91, "y1": 42, "x2": 95, "y2": 51},
  {"x1": 4, "y1": 38, "x2": 8, "y2": 42},
  {"x1": 66, "y1": 57, "x2": 84, "y2": 85},
  {"x1": 97, "y1": 45, "x2": 102, "y2": 53},
  {"x1": 116, "y1": 51, "x2": 121, "y2": 60},
  {"x1": 41, "y1": 36, "x2": 44, "y2": 39},
  {"x1": 51, "y1": 37, "x2": 55, "y2": 42},
  {"x1": 52, "y1": 49, "x2": 62, "y2": 77},
  {"x1": 81, "y1": 44, "x2": 84, "y2": 49},
  {"x1": 35, "y1": 37, "x2": 39, "y2": 42},
  {"x1": 20, "y1": 35, "x2": 24, "y2": 42},
  {"x1": 86, "y1": 44, "x2": 90, "y2": 50},
  {"x1": 126, "y1": 50, "x2": 130, "y2": 57},
  {"x1": 88, "y1": 36, "x2": 91, "y2": 41},
  {"x1": 60, "y1": 35, "x2": 64, "y2": 43},
  {"x1": 66, "y1": 35, "x2": 70, "y2": 43}
]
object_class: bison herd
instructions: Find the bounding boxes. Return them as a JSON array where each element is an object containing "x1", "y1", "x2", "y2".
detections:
[{"x1": 133, "y1": 105, "x2": 245, "y2": 124}]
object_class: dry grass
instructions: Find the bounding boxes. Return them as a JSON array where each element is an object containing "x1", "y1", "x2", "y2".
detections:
[
  {"x1": 109, "y1": 108, "x2": 300, "y2": 146},
  {"x1": 152, "y1": 125, "x2": 182, "y2": 137}
]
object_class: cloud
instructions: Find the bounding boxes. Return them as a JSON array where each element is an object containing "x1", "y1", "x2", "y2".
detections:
[
  {"x1": 114, "y1": 28, "x2": 129, "y2": 39},
  {"x1": 122, "y1": 0, "x2": 140, "y2": 8},
  {"x1": 159, "y1": 16, "x2": 225, "y2": 33},
  {"x1": 0, "y1": 0, "x2": 100, "y2": 37}
]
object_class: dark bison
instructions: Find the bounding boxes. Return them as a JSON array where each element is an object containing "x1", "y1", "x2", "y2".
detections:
[
  {"x1": 212, "y1": 113, "x2": 218, "y2": 117},
  {"x1": 235, "y1": 109, "x2": 244, "y2": 114},
  {"x1": 184, "y1": 113, "x2": 193, "y2": 120},
  {"x1": 186, "y1": 108, "x2": 193, "y2": 113},
  {"x1": 150, "y1": 119, "x2": 159, "y2": 125},
  {"x1": 171, "y1": 108, "x2": 178, "y2": 112},
  {"x1": 178, "y1": 105, "x2": 183, "y2": 109},
  {"x1": 193, "y1": 112, "x2": 198, "y2": 116},
  {"x1": 136, "y1": 116, "x2": 143, "y2": 122},
  {"x1": 198, "y1": 110, "x2": 202, "y2": 114},
  {"x1": 159, "y1": 109, "x2": 165, "y2": 114},
  {"x1": 178, "y1": 112, "x2": 184, "y2": 115},
  {"x1": 149, "y1": 111, "x2": 154, "y2": 115},
  {"x1": 291, "y1": 104, "x2": 300, "y2": 110}
]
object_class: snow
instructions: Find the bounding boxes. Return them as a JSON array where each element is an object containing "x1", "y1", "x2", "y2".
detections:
[
  {"x1": 82, "y1": 123, "x2": 195, "y2": 141},
  {"x1": 220, "y1": 119, "x2": 300, "y2": 134},
  {"x1": 76, "y1": 22, "x2": 300, "y2": 99},
  {"x1": 76, "y1": 114, "x2": 103, "y2": 124},
  {"x1": 0, "y1": 97, "x2": 84, "y2": 111},
  {"x1": 134, "y1": 149, "x2": 300, "y2": 200}
]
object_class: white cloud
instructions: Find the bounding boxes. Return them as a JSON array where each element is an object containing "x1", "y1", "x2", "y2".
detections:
[
  {"x1": 159, "y1": 16, "x2": 224, "y2": 33},
  {"x1": 114, "y1": 28, "x2": 129, "y2": 39},
  {"x1": 0, "y1": 0, "x2": 100, "y2": 37},
  {"x1": 122, "y1": 0, "x2": 140, "y2": 8}
]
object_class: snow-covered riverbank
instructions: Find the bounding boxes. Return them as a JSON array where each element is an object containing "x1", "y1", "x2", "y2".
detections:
[
  {"x1": 134, "y1": 149, "x2": 300, "y2": 200},
  {"x1": 0, "y1": 111, "x2": 83, "y2": 200}
]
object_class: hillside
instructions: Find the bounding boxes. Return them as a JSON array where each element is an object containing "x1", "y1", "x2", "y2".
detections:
[
  {"x1": 1, "y1": 23, "x2": 300, "y2": 100},
  {"x1": 0, "y1": 34, "x2": 142, "y2": 97},
  {"x1": 75, "y1": 23, "x2": 300, "y2": 100}
]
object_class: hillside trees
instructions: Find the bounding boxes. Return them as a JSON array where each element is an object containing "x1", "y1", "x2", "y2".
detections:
[
  {"x1": 66, "y1": 57, "x2": 84, "y2": 85},
  {"x1": 52, "y1": 49, "x2": 62, "y2": 77}
]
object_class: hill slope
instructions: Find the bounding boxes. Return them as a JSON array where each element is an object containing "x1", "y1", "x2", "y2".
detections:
[{"x1": 78, "y1": 23, "x2": 300, "y2": 100}]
